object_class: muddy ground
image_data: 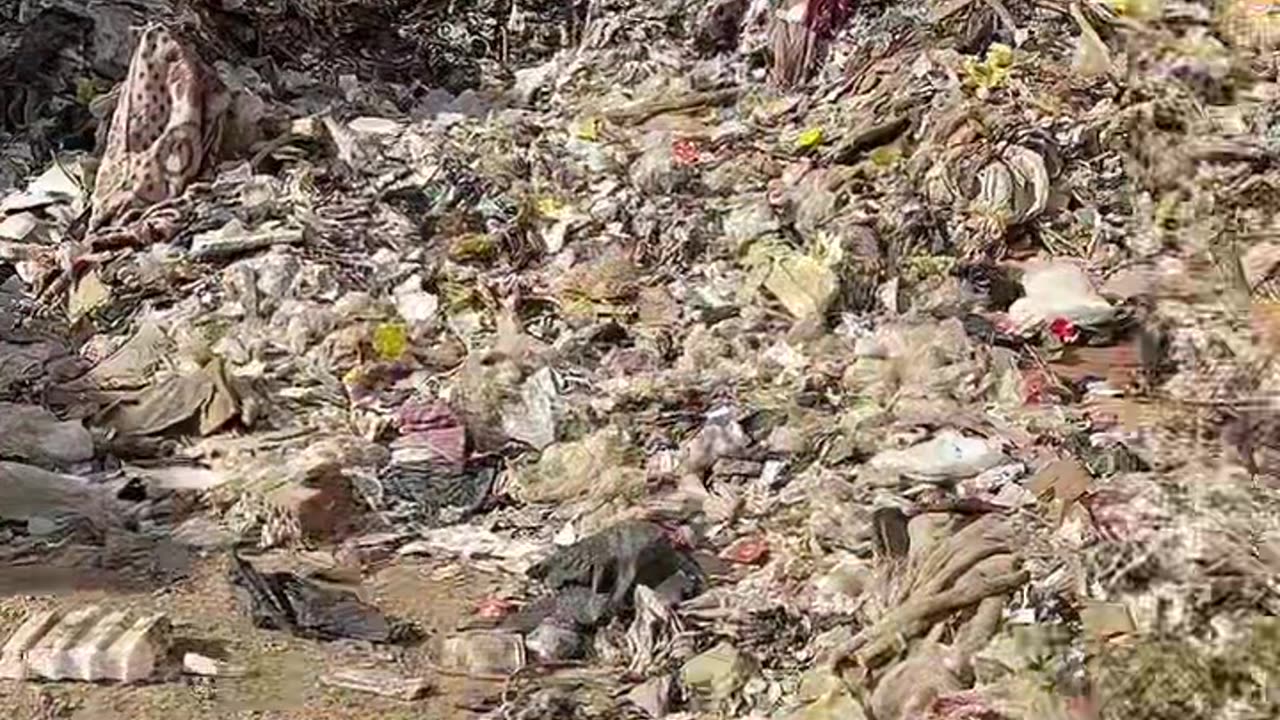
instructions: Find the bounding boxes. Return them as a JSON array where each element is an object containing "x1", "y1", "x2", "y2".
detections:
[{"x1": 0, "y1": 556, "x2": 507, "y2": 719}]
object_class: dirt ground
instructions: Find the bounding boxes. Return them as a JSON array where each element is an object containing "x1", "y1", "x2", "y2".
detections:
[{"x1": 0, "y1": 554, "x2": 510, "y2": 720}]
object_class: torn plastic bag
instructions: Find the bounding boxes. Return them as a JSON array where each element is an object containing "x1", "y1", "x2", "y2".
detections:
[
  {"x1": 373, "y1": 456, "x2": 497, "y2": 526},
  {"x1": 228, "y1": 553, "x2": 392, "y2": 642}
]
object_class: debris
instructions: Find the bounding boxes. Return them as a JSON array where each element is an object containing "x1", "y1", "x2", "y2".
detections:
[
  {"x1": 228, "y1": 554, "x2": 392, "y2": 643},
  {"x1": 528, "y1": 520, "x2": 704, "y2": 611},
  {"x1": 719, "y1": 536, "x2": 769, "y2": 565},
  {"x1": 626, "y1": 675, "x2": 674, "y2": 718},
  {"x1": 503, "y1": 367, "x2": 562, "y2": 450},
  {"x1": 787, "y1": 668, "x2": 868, "y2": 720},
  {"x1": 2, "y1": 0, "x2": 1279, "y2": 716},
  {"x1": 868, "y1": 431, "x2": 1009, "y2": 483},
  {"x1": 681, "y1": 642, "x2": 755, "y2": 705},
  {"x1": 266, "y1": 477, "x2": 359, "y2": 543},
  {"x1": 744, "y1": 240, "x2": 840, "y2": 321},
  {"x1": 320, "y1": 667, "x2": 433, "y2": 700},
  {"x1": 0, "y1": 607, "x2": 170, "y2": 683},
  {"x1": 98, "y1": 358, "x2": 245, "y2": 438},
  {"x1": 517, "y1": 428, "x2": 645, "y2": 504},
  {"x1": 182, "y1": 652, "x2": 247, "y2": 678},
  {"x1": 89, "y1": 23, "x2": 230, "y2": 235},
  {"x1": 1080, "y1": 602, "x2": 1136, "y2": 643},
  {"x1": 0, "y1": 403, "x2": 93, "y2": 469},
  {"x1": 625, "y1": 585, "x2": 685, "y2": 675},
  {"x1": 870, "y1": 648, "x2": 964, "y2": 720},
  {"x1": 1027, "y1": 459, "x2": 1093, "y2": 515},
  {"x1": 440, "y1": 631, "x2": 526, "y2": 676},
  {"x1": 1007, "y1": 262, "x2": 1118, "y2": 336}
]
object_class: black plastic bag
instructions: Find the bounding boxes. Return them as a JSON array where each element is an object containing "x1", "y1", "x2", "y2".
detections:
[{"x1": 229, "y1": 553, "x2": 392, "y2": 642}]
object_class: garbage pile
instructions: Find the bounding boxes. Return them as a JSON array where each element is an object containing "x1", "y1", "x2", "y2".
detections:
[{"x1": 2, "y1": 0, "x2": 1280, "y2": 717}]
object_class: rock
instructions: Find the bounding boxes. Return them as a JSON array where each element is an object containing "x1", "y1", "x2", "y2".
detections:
[
  {"x1": 171, "y1": 516, "x2": 235, "y2": 549},
  {"x1": 440, "y1": 631, "x2": 526, "y2": 676},
  {"x1": 0, "y1": 606, "x2": 170, "y2": 683},
  {"x1": 320, "y1": 667, "x2": 433, "y2": 700},
  {"x1": 0, "y1": 461, "x2": 113, "y2": 524},
  {"x1": 626, "y1": 675, "x2": 673, "y2": 718},
  {"x1": 26, "y1": 516, "x2": 62, "y2": 537},
  {"x1": 0, "y1": 212, "x2": 41, "y2": 241},
  {"x1": 0, "y1": 403, "x2": 93, "y2": 469}
]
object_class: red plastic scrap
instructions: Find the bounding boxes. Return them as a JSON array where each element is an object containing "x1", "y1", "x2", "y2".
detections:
[
  {"x1": 672, "y1": 139, "x2": 701, "y2": 166},
  {"x1": 474, "y1": 597, "x2": 517, "y2": 620},
  {"x1": 720, "y1": 537, "x2": 769, "y2": 565},
  {"x1": 1049, "y1": 317, "x2": 1080, "y2": 344}
]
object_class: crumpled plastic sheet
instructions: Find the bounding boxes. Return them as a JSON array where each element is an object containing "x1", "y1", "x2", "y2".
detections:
[{"x1": 228, "y1": 552, "x2": 392, "y2": 643}]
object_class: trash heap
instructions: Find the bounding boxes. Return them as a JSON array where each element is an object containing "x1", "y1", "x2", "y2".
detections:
[{"x1": 2, "y1": 0, "x2": 1280, "y2": 718}]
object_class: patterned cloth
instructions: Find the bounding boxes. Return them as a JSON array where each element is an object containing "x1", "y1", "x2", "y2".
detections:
[
  {"x1": 395, "y1": 399, "x2": 468, "y2": 466},
  {"x1": 89, "y1": 24, "x2": 229, "y2": 239}
]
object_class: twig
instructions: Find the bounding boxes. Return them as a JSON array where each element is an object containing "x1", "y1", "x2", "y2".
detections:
[{"x1": 602, "y1": 87, "x2": 742, "y2": 126}]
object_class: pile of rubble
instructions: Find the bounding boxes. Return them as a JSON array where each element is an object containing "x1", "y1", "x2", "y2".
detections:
[{"x1": 2, "y1": 0, "x2": 1280, "y2": 718}]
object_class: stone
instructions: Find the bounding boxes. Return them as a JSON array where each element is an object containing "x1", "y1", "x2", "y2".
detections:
[
  {"x1": 0, "y1": 610, "x2": 60, "y2": 680},
  {"x1": 626, "y1": 675, "x2": 673, "y2": 718},
  {"x1": 0, "y1": 606, "x2": 170, "y2": 683},
  {"x1": 26, "y1": 516, "x2": 63, "y2": 537},
  {"x1": 0, "y1": 212, "x2": 41, "y2": 242},
  {"x1": 0, "y1": 403, "x2": 94, "y2": 469},
  {"x1": 171, "y1": 516, "x2": 235, "y2": 549}
]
